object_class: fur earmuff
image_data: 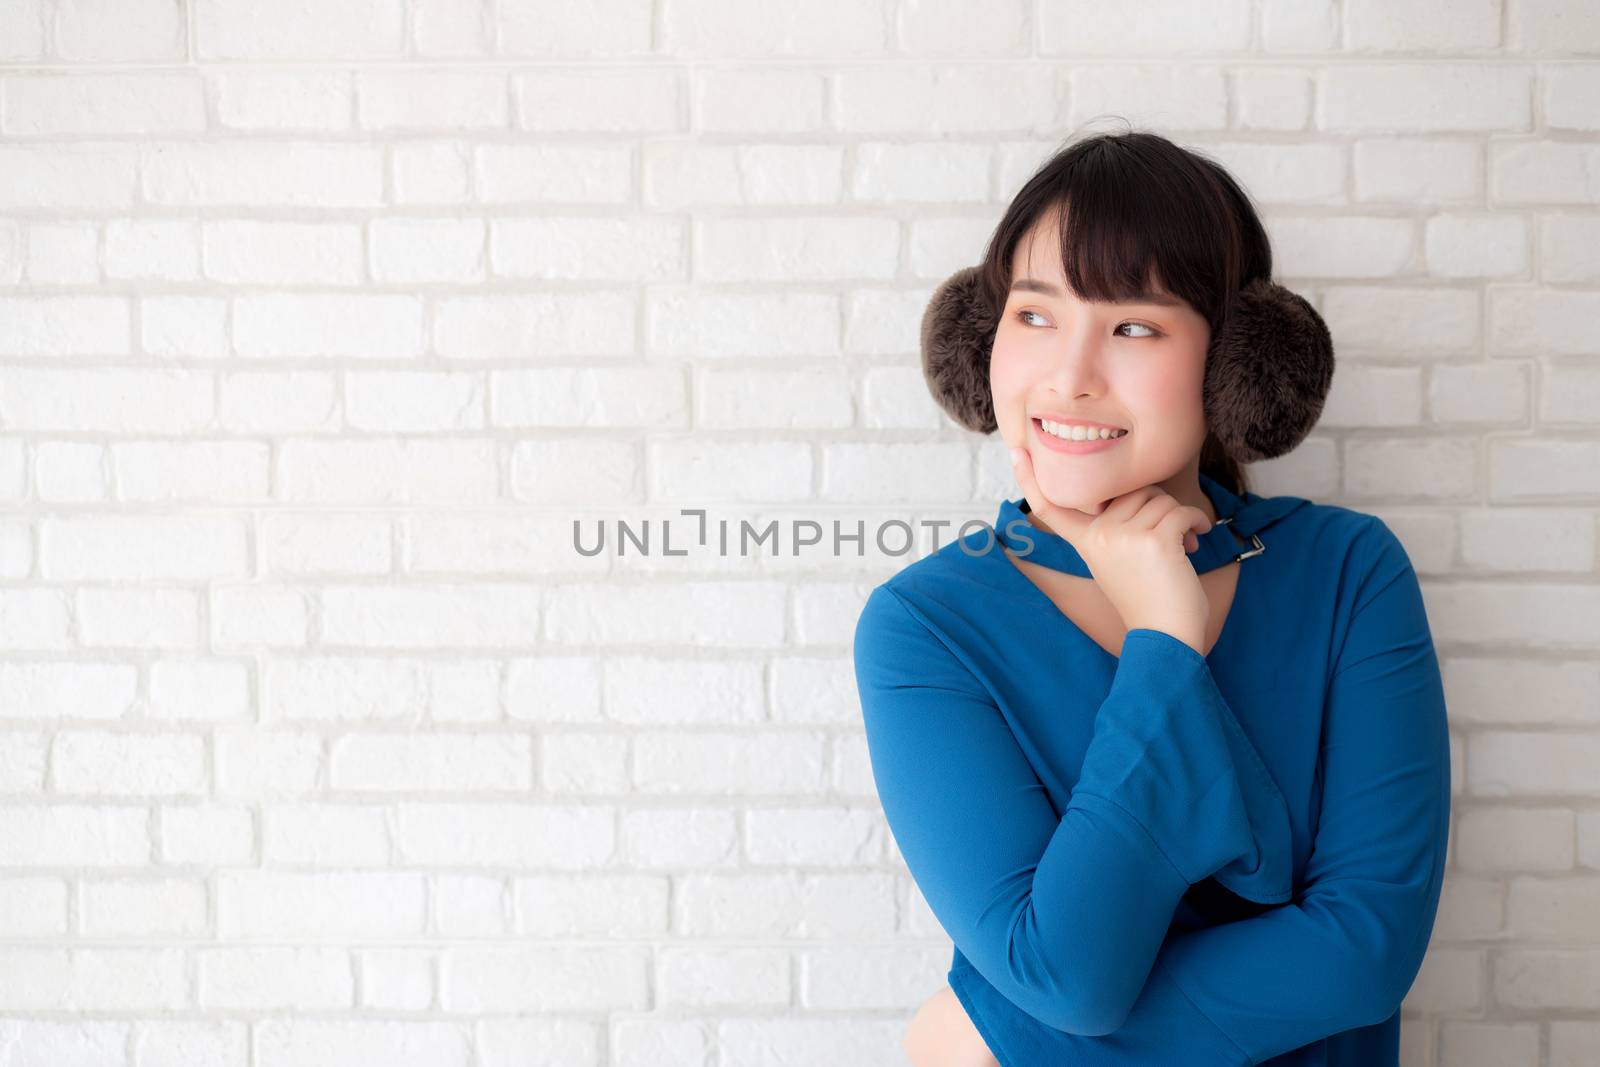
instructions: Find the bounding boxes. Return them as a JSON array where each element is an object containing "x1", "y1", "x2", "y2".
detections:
[
  {"x1": 919, "y1": 266, "x2": 1334, "y2": 463},
  {"x1": 919, "y1": 265, "x2": 999, "y2": 435},
  {"x1": 1202, "y1": 276, "x2": 1334, "y2": 464}
]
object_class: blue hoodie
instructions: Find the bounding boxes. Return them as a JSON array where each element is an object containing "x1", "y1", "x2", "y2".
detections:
[{"x1": 852, "y1": 470, "x2": 1450, "y2": 1066}]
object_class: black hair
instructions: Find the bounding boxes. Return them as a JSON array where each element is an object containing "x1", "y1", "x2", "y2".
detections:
[{"x1": 976, "y1": 125, "x2": 1276, "y2": 495}]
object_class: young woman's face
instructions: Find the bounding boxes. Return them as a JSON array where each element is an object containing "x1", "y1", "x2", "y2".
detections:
[{"x1": 989, "y1": 207, "x2": 1213, "y2": 516}]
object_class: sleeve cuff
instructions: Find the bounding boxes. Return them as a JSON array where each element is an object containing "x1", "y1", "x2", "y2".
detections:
[{"x1": 1076, "y1": 627, "x2": 1294, "y2": 905}]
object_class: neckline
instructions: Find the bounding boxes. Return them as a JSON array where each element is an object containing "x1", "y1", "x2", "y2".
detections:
[
  {"x1": 986, "y1": 472, "x2": 1256, "y2": 665},
  {"x1": 993, "y1": 470, "x2": 1255, "y2": 578}
]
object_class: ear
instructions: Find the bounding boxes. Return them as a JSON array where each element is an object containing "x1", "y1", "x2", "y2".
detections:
[
  {"x1": 919, "y1": 265, "x2": 999, "y2": 434},
  {"x1": 1202, "y1": 277, "x2": 1335, "y2": 464}
]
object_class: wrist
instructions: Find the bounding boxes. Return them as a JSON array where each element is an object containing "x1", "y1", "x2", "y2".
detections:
[{"x1": 1125, "y1": 623, "x2": 1205, "y2": 657}]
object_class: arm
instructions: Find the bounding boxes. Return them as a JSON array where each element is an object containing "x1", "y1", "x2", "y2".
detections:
[
  {"x1": 853, "y1": 582, "x2": 1294, "y2": 1036},
  {"x1": 1133, "y1": 517, "x2": 1451, "y2": 1061},
  {"x1": 1061, "y1": 516, "x2": 1450, "y2": 1064}
]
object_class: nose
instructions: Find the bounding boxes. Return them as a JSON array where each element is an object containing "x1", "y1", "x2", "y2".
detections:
[{"x1": 1043, "y1": 323, "x2": 1110, "y2": 397}]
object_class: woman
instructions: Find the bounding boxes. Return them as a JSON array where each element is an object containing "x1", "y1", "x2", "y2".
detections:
[{"x1": 853, "y1": 131, "x2": 1451, "y2": 1066}]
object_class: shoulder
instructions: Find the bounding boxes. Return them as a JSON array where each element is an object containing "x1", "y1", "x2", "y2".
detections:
[
  {"x1": 863, "y1": 521, "x2": 1006, "y2": 610},
  {"x1": 852, "y1": 526, "x2": 1000, "y2": 666},
  {"x1": 1245, "y1": 486, "x2": 1405, "y2": 577},
  {"x1": 1259, "y1": 492, "x2": 1418, "y2": 620}
]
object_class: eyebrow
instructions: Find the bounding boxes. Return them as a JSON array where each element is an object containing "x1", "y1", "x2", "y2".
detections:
[{"x1": 1010, "y1": 277, "x2": 1184, "y2": 308}]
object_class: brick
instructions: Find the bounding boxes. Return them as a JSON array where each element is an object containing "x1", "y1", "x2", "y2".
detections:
[
  {"x1": 544, "y1": 581, "x2": 786, "y2": 648},
  {"x1": 648, "y1": 440, "x2": 812, "y2": 501},
  {"x1": 1456, "y1": 806, "x2": 1575, "y2": 871},
  {"x1": 392, "y1": 141, "x2": 471, "y2": 204},
  {"x1": 1430, "y1": 361, "x2": 1529, "y2": 425},
  {"x1": 1043, "y1": 4, "x2": 1241, "y2": 49},
  {"x1": 660, "y1": 0, "x2": 883, "y2": 56},
  {"x1": 1, "y1": 73, "x2": 204, "y2": 136},
  {"x1": 1233, "y1": 70, "x2": 1313, "y2": 132},
  {"x1": 136, "y1": 1021, "x2": 249, "y2": 1067},
  {"x1": 852, "y1": 142, "x2": 990, "y2": 202},
  {"x1": 516, "y1": 69, "x2": 683, "y2": 133},
  {"x1": 1344, "y1": 0, "x2": 1500, "y2": 51},
  {"x1": 234, "y1": 294, "x2": 423, "y2": 358},
  {"x1": 79, "y1": 883, "x2": 204, "y2": 940},
  {"x1": 412, "y1": 0, "x2": 489, "y2": 57},
  {"x1": 217, "y1": 871, "x2": 425, "y2": 938},
  {"x1": 693, "y1": 68, "x2": 825, "y2": 133},
  {"x1": 496, "y1": 0, "x2": 652, "y2": 56},
  {"x1": 656, "y1": 945, "x2": 789, "y2": 1008},
  {"x1": 344, "y1": 371, "x2": 486, "y2": 432},
  {"x1": 204, "y1": 220, "x2": 363, "y2": 285},
  {"x1": 698, "y1": 367, "x2": 853, "y2": 429},
  {"x1": 143, "y1": 143, "x2": 385, "y2": 208},
  {"x1": 218, "y1": 371, "x2": 338, "y2": 433},
  {"x1": 490, "y1": 216, "x2": 683, "y2": 281},
  {"x1": 1424, "y1": 214, "x2": 1529, "y2": 277},
  {"x1": 395, "y1": 803, "x2": 614, "y2": 867},
  {"x1": 436, "y1": 292, "x2": 636, "y2": 358},
  {"x1": 514, "y1": 875, "x2": 669, "y2": 936},
  {"x1": 195, "y1": 0, "x2": 405, "y2": 60},
  {"x1": 837, "y1": 65, "x2": 1054, "y2": 134},
  {"x1": 1470, "y1": 732, "x2": 1600, "y2": 796},
  {"x1": 255, "y1": 1021, "x2": 469, "y2": 1067},
  {"x1": 645, "y1": 142, "x2": 843, "y2": 208},
  {"x1": 369, "y1": 218, "x2": 485, "y2": 283},
  {"x1": 0, "y1": 297, "x2": 130, "y2": 356},
  {"x1": 357, "y1": 70, "x2": 508, "y2": 131},
  {"x1": 0, "y1": 1, "x2": 45, "y2": 60},
  {"x1": 1065, "y1": 66, "x2": 1228, "y2": 130},
  {"x1": 474, "y1": 143, "x2": 632, "y2": 204},
  {"x1": 330, "y1": 733, "x2": 532, "y2": 791},
  {"x1": 1508, "y1": 1, "x2": 1600, "y2": 51},
  {"x1": 1492, "y1": 142, "x2": 1600, "y2": 204},
  {"x1": 650, "y1": 291, "x2": 841, "y2": 358},
  {"x1": 105, "y1": 220, "x2": 200, "y2": 281},
  {"x1": 489, "y1": 367, "x2": 684, "y2": 428},
  {"x1": 198, "y1": 947, "x2": 353, "y2": 1010},
  {"x1": 1355, "y1": 139, "x2": 1484, "y2": 203},
  {"x1": 1545, "y1": 65, "x2": 1600, "y2": 132},
  {"x1": 1319, "y1": 65, "x2": 1531, "y2": 132},
  {"x1": 211, "y1": 70, "x2": 354, "y2": 131},
  {"x1": 52, "y1": 733, "x2": 205, "y2": 796}
]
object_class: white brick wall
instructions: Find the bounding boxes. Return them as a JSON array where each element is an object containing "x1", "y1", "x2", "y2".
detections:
[{"x1": 0, "y1": 1, "x2": 1596, "y2": 1064}]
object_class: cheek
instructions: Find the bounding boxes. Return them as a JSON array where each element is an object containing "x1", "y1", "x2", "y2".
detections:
[
  {"x1": 1123, "y1": 356, "x2": 1205, "y2": 424},
  {"x1": 987, "y1": 345, "x2": 1030, "y2": 419}
]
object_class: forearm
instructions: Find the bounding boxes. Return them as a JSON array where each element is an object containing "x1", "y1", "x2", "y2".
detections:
[{"x1": 858, "y1": 585, "x2": 1295, "y2": 1036}]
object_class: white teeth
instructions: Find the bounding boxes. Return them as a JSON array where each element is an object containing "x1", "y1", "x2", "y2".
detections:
[{"x1": 1040, "y1": 419, "x2": 1128, "y2": 441}]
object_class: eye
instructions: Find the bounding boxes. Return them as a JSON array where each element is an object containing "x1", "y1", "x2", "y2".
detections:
[{"x1": 1011, "y1": 309, "x2": 1162, "y2": 339}]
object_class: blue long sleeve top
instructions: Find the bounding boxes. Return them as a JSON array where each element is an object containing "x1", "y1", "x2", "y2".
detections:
[{"x1": 852, "y1": 470, "x2": 1451, "y2": 1066}]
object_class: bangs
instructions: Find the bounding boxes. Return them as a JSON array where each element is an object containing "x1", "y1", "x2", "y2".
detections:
[{"x1": 981, "y1": 135, "x2": 1254, "y2": 333}]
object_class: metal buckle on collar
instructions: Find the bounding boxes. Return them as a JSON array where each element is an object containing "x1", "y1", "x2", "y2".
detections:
[{"x1": 1213, "y1": 515, "x2": 1266, "y2": 563}]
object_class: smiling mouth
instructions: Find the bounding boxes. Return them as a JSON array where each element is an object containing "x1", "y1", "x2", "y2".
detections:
[{"x1": 1032, "y1": 417, "x2": 1130, "y2": 442}]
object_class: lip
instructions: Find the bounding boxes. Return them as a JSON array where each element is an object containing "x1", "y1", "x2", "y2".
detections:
[{"x1": 1031, "y1": 417, "x2": 1130, "y2": 454}]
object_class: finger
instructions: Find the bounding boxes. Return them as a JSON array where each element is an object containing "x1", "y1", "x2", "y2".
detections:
[
  {"x1": 1104, "y1": 485, "x2": 1169, "y2": 527},
  {"x1": 1133, "y1": 493, "x2": 1213, "y2": 536},
  {"x1": 1157, "y1": 505, "x2": 1214, "y2": 547}
]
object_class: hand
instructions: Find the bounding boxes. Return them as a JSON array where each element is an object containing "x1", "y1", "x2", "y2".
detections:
[{"x1": 1009, "y1": 446, "x2": 1213, "y2": 654}]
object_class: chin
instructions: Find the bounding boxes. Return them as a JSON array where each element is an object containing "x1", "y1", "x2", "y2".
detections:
[{"x1": 1033, "y1": 471, "x2": 1122, "y2": 514}]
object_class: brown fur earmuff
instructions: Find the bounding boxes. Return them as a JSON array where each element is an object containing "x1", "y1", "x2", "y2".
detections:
[{"x1": 919, "y1": 265, "x2": 1334, "y2": 464}]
